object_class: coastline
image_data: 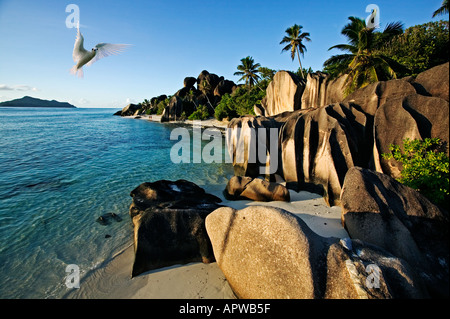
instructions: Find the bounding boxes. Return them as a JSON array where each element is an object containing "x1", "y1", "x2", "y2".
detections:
[
  {"x1": 122, "y1": 114, "x2": 230, "y2": 132},
  {"x1": 64, "y1": 181, "x2": 348, "y2": 299}
]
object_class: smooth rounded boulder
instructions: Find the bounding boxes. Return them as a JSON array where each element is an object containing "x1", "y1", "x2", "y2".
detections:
[
  {"x1": 206, "y1": 205, "x2": 428, "y2": 299},
  {"x1": 340, "y1": 167, "x2": 449, "y2": 297},
  {"x1": 224, "y1": 176, "x2": 290, "y2": 202}
]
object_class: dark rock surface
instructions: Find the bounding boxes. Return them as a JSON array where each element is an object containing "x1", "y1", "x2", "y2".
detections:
[{"x1": 129, "y1": 179, "x2": 222, "y2": 277}]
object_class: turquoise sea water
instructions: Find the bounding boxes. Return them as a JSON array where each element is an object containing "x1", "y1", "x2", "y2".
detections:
[{"x1": 0, "y1": 107, "x2": 233, "y2": 298}]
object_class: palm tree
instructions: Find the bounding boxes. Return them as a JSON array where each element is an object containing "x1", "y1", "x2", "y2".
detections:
[
  {"x1": 323, "y1": 16, "x2": 407, "y2": 96},
  {"x1": 433, "y1": 0, "x2": 449, "y2": 17},
  {"x1": 280, "y1": 24, "x2": 311, "y2": 78},
  {"x1": 234, "y1": 56, "x2": 261, "y2": 89}
]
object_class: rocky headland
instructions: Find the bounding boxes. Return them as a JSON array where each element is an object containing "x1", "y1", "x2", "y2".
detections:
[{"x1": 119, "y1": 62, "x2": 449, "y2": 299}]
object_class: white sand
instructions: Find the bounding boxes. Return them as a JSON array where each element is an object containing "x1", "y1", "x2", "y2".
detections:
[
  {"x1": 64, "y1": 183, "x2": 348, "y2": 299},
  {"x1": 124, "y1": 114, "x2": 230, "y2": 130}
]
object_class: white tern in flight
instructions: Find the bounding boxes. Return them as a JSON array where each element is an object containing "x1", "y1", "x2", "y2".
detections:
[{"x1": 70, "y1": 24, "x2": 130, "y2": 77}]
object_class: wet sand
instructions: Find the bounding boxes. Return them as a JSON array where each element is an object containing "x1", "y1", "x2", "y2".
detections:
[{"x1": 64, "y1": 184, "x2": 348, "y2": 299}]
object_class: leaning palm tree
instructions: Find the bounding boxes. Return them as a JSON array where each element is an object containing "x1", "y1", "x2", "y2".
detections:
[
  {"x1": 433, "y1": 0, "x2": 449, "y2": 17},
  {"x1": 323, "y1": 16, "x2": 407, "y2": 96},
  {"x1": 234, "y1": 56, "x2": 261, "y2": 89},
  {"x1": 280, "y1": 24, "x2": 311, "y2": 78}
]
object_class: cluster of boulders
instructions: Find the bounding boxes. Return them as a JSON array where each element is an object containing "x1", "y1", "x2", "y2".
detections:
[
  {"x1": 114, "y1": 70, "x2": 238, "y2": 121},
  {"x1": 228, "y1": 62, "x2": 449, "y2": 206},
  {"x1": 206, "y1": 205, "x2": 429, "y2": 298},
  {"x1": 125, "y1": 62, "x2": 448, "y2": 298},
  {"x1": 127, "y1": 173, "x2": 447, "y2": 298},
  {"x1": 221, "y1": 62, "x2": 449, "y2": 297}
]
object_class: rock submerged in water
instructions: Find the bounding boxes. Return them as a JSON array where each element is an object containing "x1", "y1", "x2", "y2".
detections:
[
  {"x1": 205, "y1": 205, "x2": 427, "y2": 299},
  {"x1": 129, "y1": 179, "x2": 222, "y2": 277},
  {"x1": 96, "y1": 212, "x2": 122, "y2": 226}
]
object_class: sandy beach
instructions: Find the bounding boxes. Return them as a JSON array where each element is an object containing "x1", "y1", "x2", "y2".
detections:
[
  {"x1": 64, "y1": 182, "x2": 348, "y2": 299},
  {"x1": 123, "y1": 114, "x2": 230, "y2": 131}
]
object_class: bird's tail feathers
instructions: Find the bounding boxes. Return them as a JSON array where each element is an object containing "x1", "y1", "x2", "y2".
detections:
[{"x1": 70, "y1": 65, "x2": 84, "y2": 78}]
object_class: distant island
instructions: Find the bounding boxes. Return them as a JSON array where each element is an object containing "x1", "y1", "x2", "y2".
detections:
[{"x1": 0, "y1": 96, "x2": 76, "y2": 108}]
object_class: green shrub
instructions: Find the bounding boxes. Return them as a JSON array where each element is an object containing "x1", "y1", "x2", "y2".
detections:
[
  {"x1": 188, "y1": 104, "x2": 210, "y2": 120},
  {"x1": 156, "y1": 98, "x2": 169, "y2": 115},
  {"x1": 382, "y1": 138, "x2": 449, "y2": 208},
  {"x1": 214, "y1": 82, "x2": 267, "y2": 121},
  {"x1": 214, "y1": 94, "x2": 238, "y2": 121}
]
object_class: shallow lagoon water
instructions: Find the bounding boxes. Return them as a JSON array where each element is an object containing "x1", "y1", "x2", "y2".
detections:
[{"x1": 0, "y1": 107, "x2": 233, "y2": 298}]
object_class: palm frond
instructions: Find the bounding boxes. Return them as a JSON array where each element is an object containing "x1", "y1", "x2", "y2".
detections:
[{"x1": 433, "y1": 0, "x2": 449, "y2": 17}]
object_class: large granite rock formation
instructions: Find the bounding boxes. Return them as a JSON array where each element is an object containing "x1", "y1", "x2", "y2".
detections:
[
  {"x1": 227, "y1": 102, "x2": 369, "y2": 206},
  {"x1": 183, "y1": 76, "x2": 197, "y2": 88},
  {"x1": 206, "y1": 205, "x2": 427, "y2": 298},
  {"x1": 412, "y1": 62, "x2": 449, "y2": 102},
  {"x1": 226, "y1": 115, "x2": 283, "y2": 178},
  {"x1": 197, "y1": 70, "x2": 220, "y2": 96},
  {"x1": 224, "y1": 176, "x2": 290, "y2": 202},
  {"x1": 262, "y1": 71, "x2": 305, "y2": 116},
  {"x1": 117, "y1": 103, "x2": 141, "y2": 116},
  {"x1": 340, "y1": 167, "x2": 449, "y2": 297},
  {"x1": 129, "y1": 180, "x2": 222, "y2": 277},
  {"x1": 300, "y1": 72, "x2": 347, "y2": 109},
  {"x1": 343, "y1": 79, "x2": 417, "y2": 116},
  {"x1": 161, "y1": 96, "x2": 184, "y2": 122},
  {"x1": 278, "y1": 102, "x2": 369, "y2": 206},
  {"x1": 373, "y1": 94, "x2": 449, "y2": 178},
  {"x1": 226, "y1": 63, "x2": 450, "y2": 206}
]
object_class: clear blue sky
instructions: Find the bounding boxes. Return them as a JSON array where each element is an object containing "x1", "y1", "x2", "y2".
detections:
[{"x1": 0, "y1": 0, "x2": 445, "y2": 108}]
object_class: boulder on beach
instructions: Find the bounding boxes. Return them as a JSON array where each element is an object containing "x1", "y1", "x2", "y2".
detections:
[
  {"x1": 278, "y1": 102, "x2": 369, "y2": 206},
  {"x1": 226, "y1": 115, "x2": 283, "y2": 178},
  {"x1": 224, "y1": 176, "x2": 290, "y2": 202},
  {"x1": 206, "y1": 205, "x2": 427, "y2": 299},
  {"x1": 225, "y1": 63, "x2": 450, "y2": 207},
  {"x1": 340, "y1": 167, "x2": 449, "y2": 297},
  {"x1": 129, "y1": 179, "x2": 223, "y2": 277}
]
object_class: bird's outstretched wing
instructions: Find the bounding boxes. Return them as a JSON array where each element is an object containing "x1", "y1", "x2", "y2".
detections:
[
  {"x1": 72, "y1": 25, "x2": 88, "y2": 63},
  {"x1": 86, "y1": 43, "x2": 131, "y2": 66}
]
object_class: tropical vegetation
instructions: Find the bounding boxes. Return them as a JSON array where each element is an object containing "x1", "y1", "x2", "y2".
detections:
[
  {"x1": 381, "y1": 20, "x2": 449, "y2": 77},
  {"x1": 382, "y1": 138, "x2": 449, "y2": 209},
  {"x1": 323, "y1": 16, "x2": 407, "y2": 96},
  {"x1": 280, "y1": 24, "x2": 311, "y2": 78},
  {"x1": 234, "y1": 56, "x2": 261, "y2": 89},
  {"x1": 138, "y1": 3, "x2": 448, "y2": 121},
  {"x1": 433, "y1": 0, "x2": 449, "y2": 17},
  {"x1": 214, "y1": 80, "x2": 268, "y2": 121}
]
